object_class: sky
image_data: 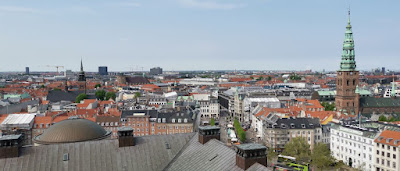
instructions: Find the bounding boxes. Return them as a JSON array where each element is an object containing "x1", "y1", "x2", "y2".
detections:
[{"x1": 0, "y1": 0, "x2": 399, "y2": 72}]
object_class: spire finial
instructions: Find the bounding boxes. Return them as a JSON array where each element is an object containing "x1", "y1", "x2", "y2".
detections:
[
  {"x1": 80, "y1": 57, "x2": 83, "y2": 72},
  {"x1": 348, "y1": 6, "x2": 351, "y2": 23}
]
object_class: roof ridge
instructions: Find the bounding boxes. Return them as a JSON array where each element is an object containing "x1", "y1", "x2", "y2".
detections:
[{"x1": 162, "y1": 132, "x2": 197, "y2": 171}]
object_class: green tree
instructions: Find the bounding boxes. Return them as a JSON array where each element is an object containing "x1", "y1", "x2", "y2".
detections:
[
  {"x1": 257, "y1": 76, "x2": 264, "y2": 81},
  {"x1": 75, "y1": 93, "x2": 87, "y2": 103},
  {"x1": 40, "y1": 85, "x2": 46, "y2": 88},
  {"x1": 95, "y1": 84, "x2": 101, "y2": 88},
  {"x1": 95, "y1": 90, "x2": 106, "y2": 100},
  {"x1": 239, "y1": 131, "x2": 246, "y2": 143},
  {"x1": 378, "y1": 115, "x2": 388, "y2": 122},
  {"x1": 311, "y1": 143, "x2": 335, "y2": 170},
  {"x1": 282, "y1": 137, "x2": 311, "y2": 163},
  {"x1": 53, "y1": 88, "x2": 61, "y2": 91},
  {"x1": 234, "y1": 119, "x2": 246, "y2": 142},
  {"x1": 105, "y1": 92, "x2": 116, "y2": 100},
  {"x1": 267, "y1": 147, "x2": 278, "y2": 164},
  {"x1": 135, "y1": 92, "x2": 141, "y2": 98},
  {"x1": 267, "y1": 76, "x2": 272, "y2": 81},
  {"x1": 250, "y1": 76, "x2": 254, "y2": 80},
  {"x1": 321, "y1": 102, "x2": 335, "y2": 111},
  {"x1": 210, "y1": 118, "x2": 215, "y2": 126}
]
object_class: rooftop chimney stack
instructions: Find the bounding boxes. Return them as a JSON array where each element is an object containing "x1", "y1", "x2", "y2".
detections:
[
  {"x1": 0, "y1": 134, "x2": 22, "y2": 159},
  {"x1": 198, "y1": 126, "x2": 220, "y2": 144},
  {"x1": 118, "y1": 127, "x2": 135, "y2": 147},
  {"x1": 235, "y1": 144, "x2": 267, "y2": 170}
]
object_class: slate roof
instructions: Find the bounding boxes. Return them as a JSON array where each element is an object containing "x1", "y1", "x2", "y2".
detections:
[
  {"x1": 47, "y1": 90, "x2": 96, "y2": 103},
  {"x1": 126, "y1": 77, "x2": 150, "y2": 84},
  {"x1": 266, "y1": 118, "x2": 321, "y2": 129},
  {"x1": 360, "y1": 97, "x2": 400, "y2": 108},
  {"x1": 0, "y1": 133, "x2": 194, "y2": 171},
  {"x1": 164, "y1": 133, "x2": 270, "y2": 171}
]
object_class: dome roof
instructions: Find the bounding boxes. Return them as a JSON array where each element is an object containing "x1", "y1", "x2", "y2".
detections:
[{"x1": 34, "y1": 118, "x2": 110, "y2": 144}]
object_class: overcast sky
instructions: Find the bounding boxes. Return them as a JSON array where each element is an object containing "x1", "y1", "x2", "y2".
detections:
[{"x1": 0, "y1": 0, "x2": 399, "y2": 72}]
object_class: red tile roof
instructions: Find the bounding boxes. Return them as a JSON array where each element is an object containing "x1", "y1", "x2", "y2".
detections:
[{"x1": 375, "y1": 130, "x2": 400, "y2": 147}]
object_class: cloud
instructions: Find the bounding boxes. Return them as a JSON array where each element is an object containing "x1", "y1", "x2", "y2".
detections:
[
  {"x1": 0, "y1": 6, "x2": 41, "y2": 13},
  {"x1": 177, "y1": 0, "x2": 245, "y2": 10}
]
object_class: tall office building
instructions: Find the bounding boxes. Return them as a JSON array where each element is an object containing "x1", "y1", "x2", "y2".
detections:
[
  {"x1": 25, "y1": 67, "x2": 29, "y2": 75},
  {"x1": 150, "y1": 67, "x2": 163, "y2": 75},
  {"x1": 98, "y1": 66, "x2": 108, "y2": 75}
]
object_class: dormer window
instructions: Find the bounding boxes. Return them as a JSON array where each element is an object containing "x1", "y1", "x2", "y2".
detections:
[
  {"x1": 162, "y1": 118, "x2": 166, "y2": 123},
  {"x1": 281, "y1": 124, "x2": 286, "y2": 128},
  {"x1": 184, "y1": 119, "x2": 188, "y2": 123},
  {"x1": 387, "y1": 138, "x2": 393, "y2": 143},
  {"x1": 172, "y1": 118, "x2": 175, "y2": 123},
  {"x1": 158, "y1": 118, "x2": 161, "y2": 123},
  {"x1": 178, "y1": 119, "x2": 182, "y2": 123},
  {"x1": 290, "y1": 123, "x2": 295, "y2": 128},
  {"x1": 301, "y1": 124, "x2": 305, "y2": 128}
]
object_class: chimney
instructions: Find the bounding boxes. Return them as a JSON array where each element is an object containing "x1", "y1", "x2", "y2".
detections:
[
  {"x1": 0, "y1": 134, "x2": 22, "y2": 159},
  {"x1": 198, "y1": 126, "x2": 220, "y2": 144},
  {"x1": 118, "y1": 127, "x2": 135, "y2": 147},
  {"x1": 235, "y1": 144, "x2": 267, "y2": 170}
]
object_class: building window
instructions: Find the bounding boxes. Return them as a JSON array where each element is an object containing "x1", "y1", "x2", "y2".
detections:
[{"x1": 394, "y1": 154, "x2": 396, "y2": 159}]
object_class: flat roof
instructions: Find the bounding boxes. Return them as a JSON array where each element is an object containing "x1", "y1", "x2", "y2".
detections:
[
  {"x1": 199, "y1": 126, "x2": 220, "y2": 131},
  {"x1": 0, "y1": 134, "x2": 21, "y2": 141},
  {"x1": 1, "y1": 114, "x2": 35, "y2": 125},
  {"x1": 236, "y1": 143, "x2": 266, "y2": 151}
]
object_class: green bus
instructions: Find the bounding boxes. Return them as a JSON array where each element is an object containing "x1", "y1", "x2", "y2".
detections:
[{"x1": 274, "y1": 155, "x2": 310, "y2": 171}]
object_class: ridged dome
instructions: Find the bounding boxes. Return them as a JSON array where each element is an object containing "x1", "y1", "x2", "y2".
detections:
[{"x1": 34, "y1": 118, "x2": 110, "y2": 144}]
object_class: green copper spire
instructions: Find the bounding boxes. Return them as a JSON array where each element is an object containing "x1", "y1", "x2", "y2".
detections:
[
  {"x1": 339, "y1": 9, "x2": 357, "y2": 71},
  {"x1": 391, "y1": 74, "x2": 396, "y2": 97}
]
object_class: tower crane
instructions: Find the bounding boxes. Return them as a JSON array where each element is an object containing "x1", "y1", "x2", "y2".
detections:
[{"x1": 45, "y1": 65, "x2": 64, "y2": 73}]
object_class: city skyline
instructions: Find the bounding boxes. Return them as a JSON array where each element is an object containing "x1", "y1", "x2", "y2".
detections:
[{"x1": 1, "y1": 0, "x2": 399, "y2": 72}]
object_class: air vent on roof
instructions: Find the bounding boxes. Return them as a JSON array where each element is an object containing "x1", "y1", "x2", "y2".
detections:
[
  {"x1": 165, "y1": 142, "x2": 170, "y2": 149},
  {"x1": 209, "y1": 154, "x2": 219, "y2": 161},
  {"x1": 63, "y1": 153, "x2": 69, "y2": 161}
]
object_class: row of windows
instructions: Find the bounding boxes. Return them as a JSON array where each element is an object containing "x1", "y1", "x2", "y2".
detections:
[
  {"x1": 376, "y1": 150, "x2": 396, "y2": 159},
  {"x1": 376, "y1": 158, "x2": 396, "y2": 169},
  {"x1": 377, "y1": 143, "x2": 397, "y2": 151}
]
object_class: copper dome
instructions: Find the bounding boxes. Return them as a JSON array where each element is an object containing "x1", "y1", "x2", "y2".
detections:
[{"x1": 34, "y1": 118, "x2": 111, "y2": 144}]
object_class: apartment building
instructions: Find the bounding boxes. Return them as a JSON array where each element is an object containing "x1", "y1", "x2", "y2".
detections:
[
  {"x1": 263, "y1": 118, "x2": 322, "y2": 152},
  {"x1": 330, "y1": 123, "x2": 377, "y2": 171},
  {"x1": 374, "y1": 130, "x2": 400, "y2": 171}
]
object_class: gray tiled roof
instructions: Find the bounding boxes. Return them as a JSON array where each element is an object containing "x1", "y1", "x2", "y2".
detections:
[
  {"x1": 0, "y1": 133, "x2": 194, "y2": 171},
  {"x1": 164, "y1": 134, "x2": 270, "y2": 171}
]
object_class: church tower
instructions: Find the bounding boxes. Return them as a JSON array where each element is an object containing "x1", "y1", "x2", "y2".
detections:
[
  {"x1": 335, "y1": 9, "x2": 359, "y2": 115},
  {"x1": 78, "y1": 59, "x2": 86, "y2": 93}
]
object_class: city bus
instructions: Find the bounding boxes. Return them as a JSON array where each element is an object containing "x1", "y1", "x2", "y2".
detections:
[{"x1": 274, "y1": 155, "x2": 310, "y2": 171}]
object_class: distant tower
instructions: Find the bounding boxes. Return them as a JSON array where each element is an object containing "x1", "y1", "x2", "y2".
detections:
[
  {"x1": 335, "y1": 9, "x2": 360, "y2": 115},
  {"x1": 25, "y1": 67, "x2": 30, "y2": 75},
  {"x1": 98, "y1": 66, "x2": 108, "y2": 75},
  {"x1": 78, "y1": 59, "x2": 87, "y2": 93}
]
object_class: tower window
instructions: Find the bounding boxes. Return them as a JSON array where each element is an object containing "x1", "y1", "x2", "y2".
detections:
[
  {"x1": 347, "y1": 80, "x2": 349, "y2": 86},
  {"x1": 353, "y1": 79, "x2": 356, "y2": 85}
]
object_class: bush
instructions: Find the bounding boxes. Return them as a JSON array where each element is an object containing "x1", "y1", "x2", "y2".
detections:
[
  {"x1": 95, "y1": 90, "x2": 106, "y2": 100},
  {"x1": 95, "y1": 84, "x2": 101, "y2": 88}
]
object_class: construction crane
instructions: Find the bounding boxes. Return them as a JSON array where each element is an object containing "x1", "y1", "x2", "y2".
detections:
[{"x1": 45, "y1": 65, "x2": 64, "y2": 73}]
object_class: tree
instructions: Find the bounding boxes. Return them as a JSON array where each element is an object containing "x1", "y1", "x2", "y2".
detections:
[
  {"x1": 105, "y1": 92, "x2": 116, "y2": 100},
  {"x1": 321, "y1": 102, "x2": 335, "y2": 111},
  {"x1": 311, "y1": 143, "x2": 335, "y2": 170},
  {"x1": 378, "y1": 115, "x2": 388, "y2": 122},
  {"x1": 95, "y1": 84, "x2": 101, "y2": 89},
  {"x1": 40, "y1": 85, "x2": 46, "y2": 88},
  {"x1": 95, "y1": 90, "x2": 106, "y2": 100},
  {"x1": 282, "y1": 137, "x2": 311, "y2": 163},
  {"x1": 53, "y1": 88, "x2": 61, "y2": 91},
  {"x1": 257, "y1": 76, "x2": 264, "y2": 81},
  {"x1": 135, "y1": 92, "x2": 141, "y2": 98},
  {"x1": 267, "y1": 76, "x2": 272, "y2": 81},
  {"x1": 239, "y1": 131, "x2": 246, "y2": 143},
  {"x1": 234, "y1": 119, "x2": 246, "y2": 142},
  {"x1": 210, "y1": 118, "x2": 215, "y2": 126},
  {"x1": 267, "y1": 147, "x2": 278, "y2": 164},
  {"x1": 250, "y1": 76, "x2": 254, "y2": 80},
  {"x1": 75, "y1": 93, "x2": 87, "y2": 103}
]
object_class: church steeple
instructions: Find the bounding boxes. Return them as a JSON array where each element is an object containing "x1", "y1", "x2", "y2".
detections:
[
  {"x1": 78, "y1": 59, "x2": 86, "y2": 82},
  {"x1": 339, "y1": 9, "x2": 356, "y2": 71}
]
